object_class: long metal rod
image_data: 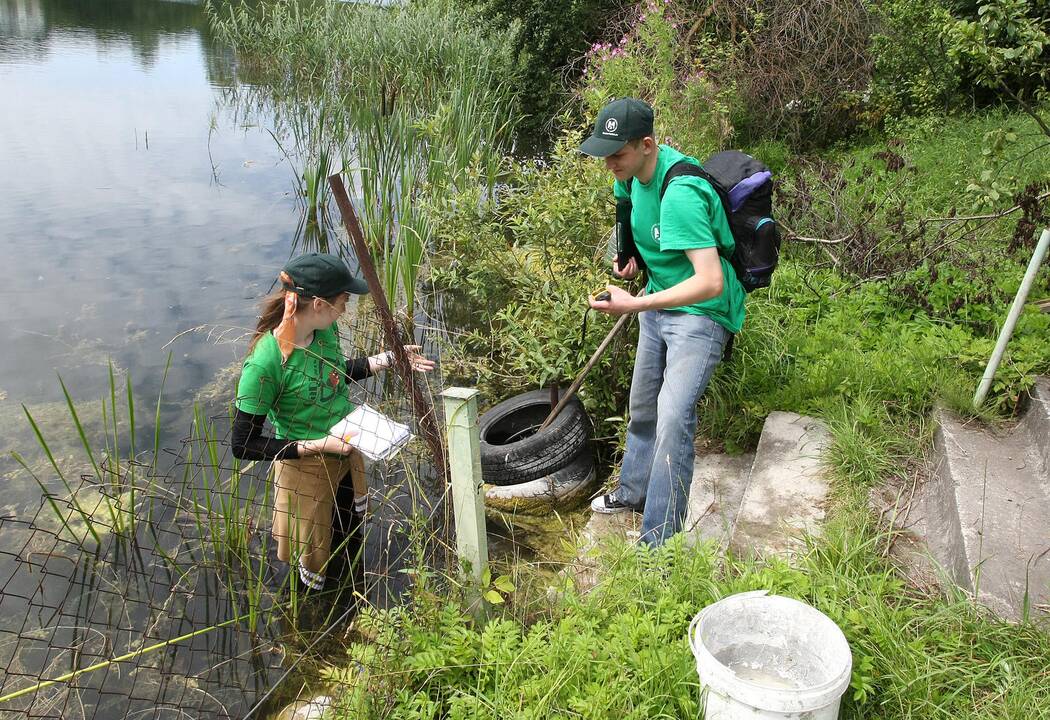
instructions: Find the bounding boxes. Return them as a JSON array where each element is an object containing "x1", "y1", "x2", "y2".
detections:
[
  {"x1": 974, "y1": 227, "x2": 1050, "y2": 408},
  {"x1": 540, "y1": 306, "x2": 635, "y2": 430},
  {"x1": 328, "y1": 173, "x2": 447, "y2": 485}
]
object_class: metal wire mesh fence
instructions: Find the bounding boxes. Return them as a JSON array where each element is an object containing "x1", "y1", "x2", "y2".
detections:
[{"x1": 0, "y1": 295, "x2": 453, "y2": 719}]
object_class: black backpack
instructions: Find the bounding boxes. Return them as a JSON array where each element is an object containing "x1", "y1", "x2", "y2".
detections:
[{"x1": 619, "y1": 150, "x2": 781, "y2": 292}]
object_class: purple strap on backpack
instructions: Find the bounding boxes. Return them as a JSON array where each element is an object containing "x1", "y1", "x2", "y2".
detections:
[{"x1": 727, "y1": 171, "x2": 771, "y2": 212}]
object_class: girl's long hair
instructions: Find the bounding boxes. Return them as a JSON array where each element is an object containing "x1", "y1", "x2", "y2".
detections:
[
  {"x1": 246, "y1": 271, "x2": 340, "y2": 354},
  {"x1": 247, "y1": 289, "x2": 288, "y2": 354}
]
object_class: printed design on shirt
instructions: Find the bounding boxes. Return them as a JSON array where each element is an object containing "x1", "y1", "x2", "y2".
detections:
[
  {"x1": 652, "y1": 225, "x2": 661, "y2": 242},
  {"x1": 283, "y1": 357, "x2": 342, "y2": 408}
]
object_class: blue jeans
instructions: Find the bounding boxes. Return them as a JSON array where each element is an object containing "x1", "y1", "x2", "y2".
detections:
[{"x1": 615, "y1": 310, "x2": 727, "y2": 546}]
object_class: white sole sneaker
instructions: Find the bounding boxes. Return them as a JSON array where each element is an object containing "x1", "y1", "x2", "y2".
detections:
[{"x1": 590, "y1": 494, "x2": 637, "y2": 514}]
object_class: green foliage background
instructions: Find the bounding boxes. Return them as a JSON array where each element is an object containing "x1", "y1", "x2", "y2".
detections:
[{"x1": 431, "y1": 1, "x2": 1050, "y2": 470}]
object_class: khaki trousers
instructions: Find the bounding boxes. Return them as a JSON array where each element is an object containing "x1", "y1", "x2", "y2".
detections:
[{"x1": 272, "y1": 452, "x2": 366, "y2": 574}]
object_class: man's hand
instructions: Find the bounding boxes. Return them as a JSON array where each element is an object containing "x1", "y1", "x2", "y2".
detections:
[
  {"x1": 589, "y1": 285, "x2": 638, "y2": 316},
  {"x1": 613, "y1": 254, "x2": 640, "y2": 279}
]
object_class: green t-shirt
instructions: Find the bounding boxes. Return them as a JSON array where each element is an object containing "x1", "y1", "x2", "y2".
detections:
[
  {"x1": 614, "y1": 144, "x2": 746, "y2": 333},
  {"x1": 235, "y1": 323, "x2": 355, "y2": 441}
]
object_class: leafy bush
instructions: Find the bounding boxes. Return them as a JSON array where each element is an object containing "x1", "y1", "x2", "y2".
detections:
[
  {"x1": 429, "y1": 134, "x2": 637, "y2": 448},
  {"x1": 579, "y1": 0, "x2": 734, "y2": 156},
  {"x1": 943, "y1": 0, "x2": 1050, "y2": 104},
  {"x1": 465, "y1": 0, "x2": 623, "y2": 150},
  {"x1": 865, "y1": 0, "x2": 962, "y2": 124}
]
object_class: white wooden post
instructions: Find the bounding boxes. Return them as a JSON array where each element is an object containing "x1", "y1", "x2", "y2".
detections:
[{"x1": 440, "y1": 387, "x2": 488, "y2": 583}]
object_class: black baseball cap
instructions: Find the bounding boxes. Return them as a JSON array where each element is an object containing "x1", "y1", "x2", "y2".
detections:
[
  {"x1": 281, "y1": 253, "x2": 369, "y2": 297},
  {"x1": 579, "y1": 97, "x2": 655, "y2": 157}
]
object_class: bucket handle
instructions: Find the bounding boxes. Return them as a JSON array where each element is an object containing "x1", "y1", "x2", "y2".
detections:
[{"x1": 687, "y1": 590, "x2": 770, "y2": 655}]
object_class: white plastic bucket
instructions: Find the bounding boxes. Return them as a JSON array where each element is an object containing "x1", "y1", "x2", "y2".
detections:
[{"x1": 688, "y1": 591, "x2": 852, "y2": 720}]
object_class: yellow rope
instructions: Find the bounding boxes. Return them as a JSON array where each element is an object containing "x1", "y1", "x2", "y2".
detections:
[{"x1": 0, "y1": 612, "x2": 252, "y2": 704}]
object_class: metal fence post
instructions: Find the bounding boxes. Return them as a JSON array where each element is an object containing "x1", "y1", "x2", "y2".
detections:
[
  {"x1": 974, "y1": 227, "x2": 1050, "y2": 408},
  {"x1": 440, "y1": 388, "x2": 488, "y2": 583}
]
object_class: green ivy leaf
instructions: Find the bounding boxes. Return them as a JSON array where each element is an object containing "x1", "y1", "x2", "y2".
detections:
[{"x1": 483, "y1": 589, "x2": 504, "y2": 604}]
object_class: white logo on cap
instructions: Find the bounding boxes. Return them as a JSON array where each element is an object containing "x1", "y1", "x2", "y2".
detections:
[{"x1": 604, "y1": 118, "x2": 619, "y2": 134}]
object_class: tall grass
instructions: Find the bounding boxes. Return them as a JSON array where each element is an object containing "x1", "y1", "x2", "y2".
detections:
[
  {"x1": 11, "y1": 367, "x2": 313, "y2": 638},
  {"x1": 209, "y1": 0, "x2": 521, "y2": 320}
]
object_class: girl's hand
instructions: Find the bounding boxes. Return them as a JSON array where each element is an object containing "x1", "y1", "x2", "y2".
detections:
[
  {"x1": 369, "y1": 346, "x2": 436, "y2": 373},
  {"x1": 299, "y1": 433, "x2": 356, "y2": 457}
]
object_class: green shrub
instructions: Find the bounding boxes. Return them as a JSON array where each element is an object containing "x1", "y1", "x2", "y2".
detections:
[
  {"x1": 865, "y1": 0, "x2": 962, "y2": 125},
  {"x1": 943, "y1": 0, "x2": 1050, "y2": 104},
  {"x1": 430, "y1": 133, "x2": 637, "y2": 448},
  {"x1": 465, "y1": 0, "x2": 622, "y2": 150},
  {"x1": 579, "y1": 0, "x2": 734, "y2": 156}
]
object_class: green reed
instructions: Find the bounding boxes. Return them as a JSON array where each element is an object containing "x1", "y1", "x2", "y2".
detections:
[
  {"x1": 13, "y1": 362, "x2": 292, "y2": 636},
  {"x1": 209, "y1": 0, "x2": 520, "y2": 321}
]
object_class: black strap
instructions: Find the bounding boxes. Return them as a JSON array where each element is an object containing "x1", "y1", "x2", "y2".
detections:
[
  {"x1": 723, "y1": 333, "x2": 735, "y2": 363},
  {"x1": 628, "y1": 160, "x2": 730, "y2": 214}
]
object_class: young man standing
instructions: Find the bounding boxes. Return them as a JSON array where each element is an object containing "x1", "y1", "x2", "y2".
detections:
[{"x1": 582, "y1": 97, "x2": 746, "y2": 546}]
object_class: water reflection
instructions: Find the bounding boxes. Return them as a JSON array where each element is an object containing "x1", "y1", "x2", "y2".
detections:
[
  {"x1": 0, "y1": 0, "x2": 227, "y2": 77},
  {"x1": 0, "y1": 3, "x2": 306, "y2": 713},
  {"x1": 0, "y1": 0, "x2": 294, "y2": 496}
]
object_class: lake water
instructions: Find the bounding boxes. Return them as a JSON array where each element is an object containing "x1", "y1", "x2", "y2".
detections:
[
  {"x1": 1, "y1": 0, "x2": 302, "y2": 508},
  {"x1": 0, "y1": 1, "x2": 349, "y2": 716}
]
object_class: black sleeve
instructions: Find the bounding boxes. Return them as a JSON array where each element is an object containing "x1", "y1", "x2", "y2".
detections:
[
  {"x1": 231, "y1": 407, "x2": 300, "y2": 461},
  {"x1": 346, "y1": 357, "x2": 372, "y2": 381}
]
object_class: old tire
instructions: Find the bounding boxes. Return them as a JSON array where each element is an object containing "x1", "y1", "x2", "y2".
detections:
[
  {"x1": 479, "y1": 389, "x2": 592, "y2": 486},
  {"x1": 484, "y1": 451, "x2": 596, "y2": 515}
]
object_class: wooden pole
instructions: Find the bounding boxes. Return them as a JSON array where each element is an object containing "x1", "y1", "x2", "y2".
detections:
[
  {"x1": 440, "y1": 387, "x2": 488, "y2": 582},
  {"x1": 540, "y1": 308, "x2": 634, "y2": 430},
  {"x1": 327, "y1": 172, "x2": 447, "y2": 485}
]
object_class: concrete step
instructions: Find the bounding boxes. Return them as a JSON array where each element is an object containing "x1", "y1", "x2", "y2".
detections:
[
  {"x1": 570, "y1": 411, "x2": 833, "y2": 589},
  {"x1": 684, "y1": 452, "x2": 755, "y2": 550},
  {"x1": 570, "y1": 451, "x2": 753, "y2": 589},
  {"x1": 926, "y1": 404, "x2": 1050, "y2": 620},
  {"x1": 1021, "y1": 377, "x2": 1050, "y2": 476},
  {"x1": 729, "y1": 412, "x2": 832, "y2": 559}
]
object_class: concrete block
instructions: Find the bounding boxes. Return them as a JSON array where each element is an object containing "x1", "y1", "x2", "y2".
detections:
[
  {"x1": 1021, "y1": 376, "x2": 1050, "y2": 475},
  {"x1": 729, "y1": 412, "x2": 831, "y2": 559},
  {"x1": 927, "y1": 408, "x2": 1050, "y2": 620},
  {"x1": 684, "y1": 452, "x2": 755, "y2": 550},
  {"x1": 569, "y1": 452, "x2": 753, "y2": 589},
  {"x1": 926, "y1": 423, "x2": 977, "y2": 592}
]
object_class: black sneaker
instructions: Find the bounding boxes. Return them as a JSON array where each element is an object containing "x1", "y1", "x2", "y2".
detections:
[{"x1": 590, "y1": 493, "x2": 638, "y2": 514}]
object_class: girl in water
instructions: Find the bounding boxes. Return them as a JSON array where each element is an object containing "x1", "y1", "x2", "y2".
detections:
[{"x1": 231, "y1": 252, "x2": 433, "y2": 592}]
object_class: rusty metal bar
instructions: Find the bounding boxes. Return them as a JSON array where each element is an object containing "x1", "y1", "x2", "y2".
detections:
[{"x1": 327, "y1": 172, "x2": 447, "y2": 486}]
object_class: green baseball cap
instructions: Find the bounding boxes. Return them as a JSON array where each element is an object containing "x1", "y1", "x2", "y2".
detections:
[
  {"x1": 282, "y1": 252, "x2": 369, "y2": 297},
  {"x1": 579, "y1": 97, "x2": 655, "y2": 157}
]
